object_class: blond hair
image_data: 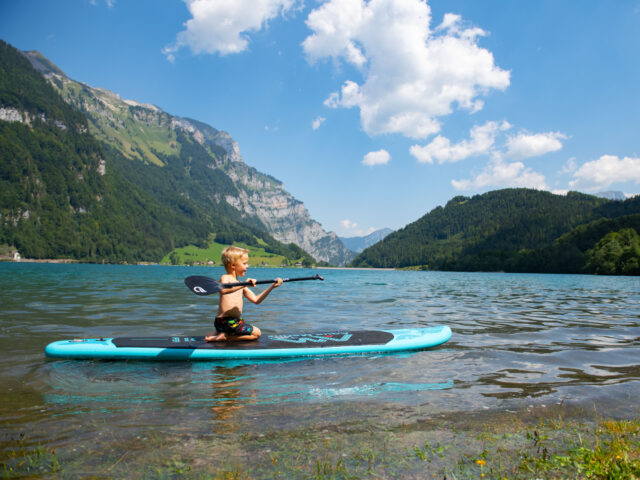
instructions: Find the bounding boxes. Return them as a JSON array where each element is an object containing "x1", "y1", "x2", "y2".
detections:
[{"x1": 221, "y1": 246, "x2": 249, "y2": 271}]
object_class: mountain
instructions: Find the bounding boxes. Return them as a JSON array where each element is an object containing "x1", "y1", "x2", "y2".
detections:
[
  {"x1": 0, "y1": 40, "x2": 316, "y2": 264},
  {"x1": 339, "y1": 228, "x2": 393, "y2": 253},
  {"x1": 351, "y1": 188, "x2": 640, "y2": 274},
  {"x1": 0, "y1": 41, "x2": 354, "y2": 265},
  {"x1": 22, "y1": 48, "x2": 354, "y2": 265}
]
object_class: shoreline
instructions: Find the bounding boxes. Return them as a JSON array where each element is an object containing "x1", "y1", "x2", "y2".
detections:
[
  {"x1": 0, "y1": 259, "x2": 396, "y2": 270},
  {"x1": 315, "y1": 266, "x2": 396, "y2": 271},
  {"x1": 0, "y1": 258, "x2": 77, "y2": 264}
]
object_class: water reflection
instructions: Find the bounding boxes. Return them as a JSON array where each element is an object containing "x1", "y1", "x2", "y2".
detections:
[{"x1": 205, "y1": 365, "x2": 253, "y2": 430}]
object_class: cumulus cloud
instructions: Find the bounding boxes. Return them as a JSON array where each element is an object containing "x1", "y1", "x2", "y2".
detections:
[
  {"x1": 505, "y1": 131, "x2": 567, "y2": 159},
  {"x1": 363, "y1": 149, "x2": 391, "y2": 166},
  {"x1": 411, "y1": 125, "x2": 566, "y2": 165},
  {"x1": 163, "y1": 0, "x2": 296, "y2": 61},
  {"x1": 303, "y1": 0, "x2": 510, "y2": 139},
  {"x1": 569, "y1": 155, "x2": 640, "y2": 191},
  {"x1": 452, "y1": 159, "x2": 548, "y2": 191},
  {"x1": 409, "y1": 121, "x2": 510, "y2": 164},
  {"x1": 312, "y1": 116, "x2": 326, "y2": 130}
]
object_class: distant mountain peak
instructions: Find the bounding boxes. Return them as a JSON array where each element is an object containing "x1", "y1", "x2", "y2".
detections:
[
  {"x1": 595, "y1": 191, "x2": 627, "y2": 201},
  {"x1": 22, "y1": 50, "x2": 66, "y2": 77},
  {"x1": 339, "y1": 228, "x2": 394, "y2": 253}
]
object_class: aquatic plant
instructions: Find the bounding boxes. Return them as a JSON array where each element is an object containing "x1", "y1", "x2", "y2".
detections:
[{"x1": 1, "y1": 433, "x2": 60, "y2": 477}]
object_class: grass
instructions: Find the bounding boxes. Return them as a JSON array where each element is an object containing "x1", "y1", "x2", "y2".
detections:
[
  {"x1": 158, "y1": 415, "x2": 640, "y2": 479},
  {"x1": 153, "y1": 416, "x2": 640, "y2": 479},
  {"x1": 58, "y1": 78, "x2": 177, "y2": 166},
  {"x1": 527, "y1": 418, "x2": 640, "y2": 479},
  {"x1": 160, "y1": 240, "x2": 294, "y2": 267},
  {"x1": 5, "y1": 413, "x2": 637, "y2": 479},
  {"x1": 1, "y1": 433, "x2": 59, "y2": 478}
]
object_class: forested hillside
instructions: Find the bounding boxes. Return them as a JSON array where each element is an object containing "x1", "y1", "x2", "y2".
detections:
[
  {"x1": 0, "y1": 40, "x2": 312, "y2": 264},
  {"x1": 352, "y1": 189, "x2": 640, "y2": 274}
]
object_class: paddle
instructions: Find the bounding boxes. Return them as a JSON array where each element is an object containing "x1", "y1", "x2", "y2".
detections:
[{"x1": 184, "y1": 274, "x2": 324, "y2": 296}]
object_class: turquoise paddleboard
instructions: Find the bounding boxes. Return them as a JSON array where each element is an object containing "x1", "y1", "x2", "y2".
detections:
[{"x1": 45, "y1": 326, "x2": 452, "y2": 361}]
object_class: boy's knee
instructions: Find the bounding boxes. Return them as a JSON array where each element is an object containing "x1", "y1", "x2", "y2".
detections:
[{"x1": 252, "y1": 326, "x2": 261, "y2": 338}]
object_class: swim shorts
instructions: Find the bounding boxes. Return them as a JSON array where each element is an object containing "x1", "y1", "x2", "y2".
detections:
[{"x1": 214, "y1": 316, "x2": 254, "y2": 336}]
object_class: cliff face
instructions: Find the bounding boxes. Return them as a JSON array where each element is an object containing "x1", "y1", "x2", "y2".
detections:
[
  {"x1": 176, "y1": 118, "x2": 354, "y2": 265},
  {"x1": 22, "y1": 50, "x2": 354, "y2": 265}
]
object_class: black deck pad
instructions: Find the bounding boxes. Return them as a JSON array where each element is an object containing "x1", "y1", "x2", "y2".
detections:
[{"x1": 112, "y1": 331, "x2": 394, "y2": 350}]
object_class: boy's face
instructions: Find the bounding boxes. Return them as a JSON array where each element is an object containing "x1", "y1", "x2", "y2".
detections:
[{"x1": 232, "y1": 254, "x2": 249, "y2": 277}]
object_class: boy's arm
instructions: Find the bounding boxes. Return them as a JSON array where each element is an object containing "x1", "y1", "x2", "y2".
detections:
[{"x1": 244, "y1": 278, "x2": 282, "y2": 305}]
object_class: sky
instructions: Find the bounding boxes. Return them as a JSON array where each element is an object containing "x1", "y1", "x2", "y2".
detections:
[{"x1": 1, "y1": 0, "x2": 640, "y2": 237}]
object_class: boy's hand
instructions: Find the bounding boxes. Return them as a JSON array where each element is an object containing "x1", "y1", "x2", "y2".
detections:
[
  {"x1": 248, "y1": 278, "x2": 257, "y2": 286},
  {"x1": 273, "y1": 278, "x2": 283, "y2": 287}
]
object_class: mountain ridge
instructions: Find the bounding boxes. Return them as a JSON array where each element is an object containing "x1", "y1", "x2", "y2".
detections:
[
  {"x1": 0, "y1": 40, "x2": 310, "y2": 264},
  {"x1": 19, "y1": 47, "x2": 354, "y2": 265},
  {"x1": 339, "y1": 228, "x2": 394, "y2": 253}
]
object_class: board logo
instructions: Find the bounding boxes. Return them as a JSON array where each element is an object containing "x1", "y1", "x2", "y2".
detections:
[
  {"x1": 270, "y1": 333, "x2": 353, "y2": 344},
  {"x1": 193, "y1": 286, "x2": 207, "y2": 294}
]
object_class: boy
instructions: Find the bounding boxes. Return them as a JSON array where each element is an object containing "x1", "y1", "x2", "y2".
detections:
[{"x1": 205, "y1": 246, "x2": 282, "y2": 342}]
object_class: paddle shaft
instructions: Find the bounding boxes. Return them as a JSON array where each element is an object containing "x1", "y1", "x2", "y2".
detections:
[
  {"x1": 184, "y1": 274, "x2": 324, "y2": 295},
  {"x1": 223, "y1": 275, "x2": 322, "y2": 289}
]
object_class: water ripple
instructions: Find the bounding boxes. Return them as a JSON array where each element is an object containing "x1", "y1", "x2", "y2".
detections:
[{"x1": 0, "y1": 264, "x2": 639, "y2": 441}]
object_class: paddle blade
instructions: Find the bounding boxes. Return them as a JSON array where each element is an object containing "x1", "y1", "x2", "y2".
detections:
[{"x1": 184, "y1": 276, "x2": 221, "y2": 296}]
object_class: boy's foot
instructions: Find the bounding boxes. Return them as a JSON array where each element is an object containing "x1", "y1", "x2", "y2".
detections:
[{"x1": 205, "y1": 332, "x2": 227, "y2": 342}]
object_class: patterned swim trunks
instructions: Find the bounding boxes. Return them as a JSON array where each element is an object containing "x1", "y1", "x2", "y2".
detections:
[{"x1": 214, "y1": 316, "x2": 254, "y2": 336}]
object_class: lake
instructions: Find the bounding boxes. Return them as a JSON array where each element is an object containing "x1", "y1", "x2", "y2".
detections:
[{"x1": 1, "y1": 262, "x2": 638, "y2": 477}]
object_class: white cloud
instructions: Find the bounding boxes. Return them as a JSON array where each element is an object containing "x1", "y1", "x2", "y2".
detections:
[
  {"x1": 303, "y1": 0, "x2": 510, "y2": 139},
  {"x1": 559, "y1": 157, "x2": 578, "y2": 175},
  {"x1": 363, "y1": 149, "x2": 390, "y2": 166},
  {"x1": 452, "y1": 159, "x2": 548, "y2": 191},
  {"x1": 163, "y1": 0, "x2": 296, "y2": 61},
  {"x1": 340, "y1": 219, "x2": 375, "y2": 236},
  {"x1": 312, "y1": 116, "x2": 326, "y2": 130},
  {"x1": 505, "y1": 131, "x2": 566, "y2": 159},
  {"x1": 410, "y1": 121, "x2": 510, "y2": 164},
  {"x1": 90, "y1": 0, "x2": 115, "y2": 6},
  {"x1": 341, "y1": 219, "x2": 358, "y2": 230},
  {"x1": 569, "y1": 155, "x2": 640, "y2": 191}
]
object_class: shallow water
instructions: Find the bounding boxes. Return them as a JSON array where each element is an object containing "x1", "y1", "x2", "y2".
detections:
[{"x1": 1, "y1": 263, "x2": 639, "y2": 475}]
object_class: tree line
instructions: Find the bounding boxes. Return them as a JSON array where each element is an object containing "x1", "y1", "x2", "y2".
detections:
[{"x1": 352, "y1": 189, "x2": 640, "y2": 275}]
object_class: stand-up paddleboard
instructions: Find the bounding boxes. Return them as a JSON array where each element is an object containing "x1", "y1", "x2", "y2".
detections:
[{"x1": 45, "y1": 326, "x2": 451, "y2": 361}]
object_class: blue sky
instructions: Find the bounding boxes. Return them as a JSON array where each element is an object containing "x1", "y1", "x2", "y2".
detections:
[{"x1": 2, "y1": 0, "x2": 639, "y2": 237}]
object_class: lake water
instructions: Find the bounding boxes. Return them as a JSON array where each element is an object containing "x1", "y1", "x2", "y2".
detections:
[{"x1": 1, "y1": 262, "x2": 639, "y2": 477}]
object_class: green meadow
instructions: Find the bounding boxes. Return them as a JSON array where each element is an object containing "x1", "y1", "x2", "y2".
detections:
[{"x1": 160, "y1": 241, "x2": 297, "y2": 268}]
